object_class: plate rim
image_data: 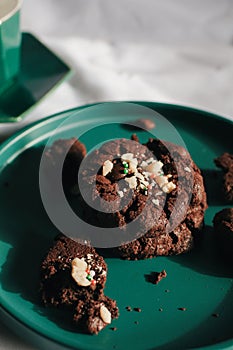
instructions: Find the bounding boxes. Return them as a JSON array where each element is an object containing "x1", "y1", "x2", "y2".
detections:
[{"x1": 0, "y1": 101, "x2": 233, "y2": 154}]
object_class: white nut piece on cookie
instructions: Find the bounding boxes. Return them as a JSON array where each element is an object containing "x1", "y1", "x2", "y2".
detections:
[
  {"x1": 162, "y1": 181, "x2": 176, "y2": 193},
  {"x1": 155, "y1": 175, "x2": 169, "y2": 188},
  {"x1": 129, "y1": 158, "x2": 138, "y2": 173},
  {"x1": 72, "y1": 257, "x2": 87, "y2": 270},
  {"x1": 71, "y1": 258, "x2": 91, "y2": 287},
  {"x1": 125, "y1": 175, "x2": 137, "y2": 189},
  {"x1": 145, "y1": 160, "x2": 163, "y2": 174},
  {"x1": 102, "y1": 160, "x2": 113, "y2": 176},
  {"x1": 121, "y1": 153, "x2": 134, "y2": 162},
  {"x1": 100, "y1": 304, "x2": 112, "y2": 324}
]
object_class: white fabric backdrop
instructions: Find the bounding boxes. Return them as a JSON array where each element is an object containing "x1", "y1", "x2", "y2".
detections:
[{"x1": 0, "y1": 0, "x2": 233, "y2": 349}]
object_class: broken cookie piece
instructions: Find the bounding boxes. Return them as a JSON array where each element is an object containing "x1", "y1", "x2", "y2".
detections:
[
  {"x1": 215, "y1": 153, "x2": 233, "y2": 202},
  {"x1": 44, "y1": 138, "x2": 86, "y2": 192},
  {"x1": 146, "y1": 270, "x2": 167, "y2": 285},
  {"x1": 213, "y1": 208, "x2": 233, "y2": 260},
  {"x1": 40, "y1": 234, "x2": 118, "y2": 334}
]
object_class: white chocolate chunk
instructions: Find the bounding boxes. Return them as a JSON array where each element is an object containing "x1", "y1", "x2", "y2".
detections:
[
  {"x1": 117, "y1": 190, "x2": 124, "y2": 198},
  {"x1": 146, "y1": 157, "x2": 155, "y2": 164},
  {"x1": 152, "y1": 198, "x2": 160, "y2": 206},
  {"x1": 129, "y1": 158, "x2": 138, "y2": 173},
  {"x1": 71, "y1": 258, "x2": 91, "y2": 286},
  {"x1": 100, "y1": 305, "x2": 112, "y2": 324},
  {"x1": 90, "y1": 270, "x2": 95, "y2": 277},
  {"x1": 184, "y1": 166, "x2": 191, "y2": 173},
  {"x1": 140, "y1": 161, "x2": 148, "y2": 168},
  {"x1": 162, "y1": 182, "x2": 176, "y2": 193},
  {"x1": 121, "y1": 153, "x2": 134, "y2": 162},
  {"x1": 72, "y1": 269, "x2": 91, "y2": 287},
  {"x1": 155, "y1": 175, "x2": 169, "y2": 188},
  {"x1": 140, "y1": 179, "x2": 149, "y2": 187},
  {"x1": 72, "y1": 257, "x2": 87, "y2": 270},
  {"x1": 145, "y1": 160, "x2": 164, "y2": 174},
  {"x1": 142, "y1": 171, "x2": 151, "y2": 179},
  {"x1": 125, "y1": 175, "x2": 137, "y2": 189},
  {"x1": 102, "y1": 160, "x2": 113, "y2": 176},
  {"x1": 135, "y1": 172, "x2": 144, "y2": 181}
]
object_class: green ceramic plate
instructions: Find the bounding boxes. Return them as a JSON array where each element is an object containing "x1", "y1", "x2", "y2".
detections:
[
  {"x1": 0, "y1": 32, "x2": 71, "y2": 122},
  {"x1": 0, "y1": 102, "x2": 232, "y2": 350}
]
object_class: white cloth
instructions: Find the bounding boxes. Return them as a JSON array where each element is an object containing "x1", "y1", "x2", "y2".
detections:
[{"x1": 0, "y1": 0, "x2": 233, "y2": 349}]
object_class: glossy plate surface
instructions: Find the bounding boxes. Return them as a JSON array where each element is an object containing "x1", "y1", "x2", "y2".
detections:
[
  {"x1": 0, "y1": 102, "x2": 232, "y2": 350},
  {"x1": 0, "y1": 32, "x2": 71, "y2": 122}
]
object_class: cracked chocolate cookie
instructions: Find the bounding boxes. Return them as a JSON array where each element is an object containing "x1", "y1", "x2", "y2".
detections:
[{"x1": 79, "y1": 136, "x2": 208, "y2": 259}]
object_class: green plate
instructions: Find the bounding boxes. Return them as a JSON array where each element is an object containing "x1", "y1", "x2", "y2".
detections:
[
  {"x1": 0, "y1": 102, "x2": 232, "y2": 350},
  {"x1": 0, "y1": 32, "x2": 71, "y2": 123}
]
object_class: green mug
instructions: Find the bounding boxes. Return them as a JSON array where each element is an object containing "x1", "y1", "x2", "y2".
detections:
[{"x1": 0, "y1": 0, "x2": 22, "y2": 94}]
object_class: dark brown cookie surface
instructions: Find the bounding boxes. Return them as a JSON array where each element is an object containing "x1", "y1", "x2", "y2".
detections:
[
  {"x1": 45, "y1": 138, "x2": 86, "y2": 191},
  {"x1": 215, "y1": 153, "x2": 233, "y2": 202},
  {"x1": 79, "y1": 137, "x2": 207, "y2": 259},
  {"x1": 213, "y1": 208, "x2": 233, "y2": 259}
]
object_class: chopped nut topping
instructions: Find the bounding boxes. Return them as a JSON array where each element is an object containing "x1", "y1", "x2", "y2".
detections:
[
  {"x1": 144, "y1": 160, "x2": 163, "y2": 174},
  {"x1": 155, "y1": 175, "x2": 169, "y2": 188},
  {"x1": 103, "y1": 153, "x2": 176, "y2": 195},
  {"x1": 100, "y1": 305, "x2": 112, "y2": 324},
  {"x1": 129, "y1": 158, "x2": 138, "y2": 173},
  {"x1": 117, "y1": 190, "x2": 124, "y2": 198},
  {"x1": 86, "y1": 253, "x2": 93, "y2": 260},
  {"x1": 72, "y1": 257, "x2": 87, "y2": 270},
  {"x1": 125, "y1": 175, "x2": 137, "y2": 189},
  {"x1": 152, "y1": 198, "x2": 160, "y2": 206},
  {"x1": 136, "y1": 172, "x2": 144, "y2": 181},
  {"x1": 121, "y1": 153, "x2": 134, "y2": 162},
  {"x1": 71, "y1": 257, "x2": 96, "y2": 287},
  {"x1": 184, "y1": 166, "x2": 191, "y2": 173},
  {"x1": 102, "y1": 160, "x2": 113, "y2": 176},
  {"x1": 162, "y1": 181, "x2": 176, "y2": 193}
]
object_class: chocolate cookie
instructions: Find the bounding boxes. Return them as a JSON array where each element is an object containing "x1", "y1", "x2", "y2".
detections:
[
  {"x1": 213, "y1": 208, "x2": 233, "y2": 259},
  {"x1": 79, "y1": 136, "x2": 208, "y2": 259},
  {"x1": 40, "y1": 234, "x2": 118, "y2": 334},
  {"x1": 215, "y1": 153, "x2": 233, "y2": 202},
  {"x1": 44, "y1": 138, "x2": 86, "y2": 192}
]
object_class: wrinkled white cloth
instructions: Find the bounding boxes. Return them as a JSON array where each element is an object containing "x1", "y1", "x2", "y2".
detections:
[
  {"x1": 1, "y1": 0, "x2": 233, "y2": 138},
  {"x1": 0, "y1": 0, "x2": 233, "y2": 349}
]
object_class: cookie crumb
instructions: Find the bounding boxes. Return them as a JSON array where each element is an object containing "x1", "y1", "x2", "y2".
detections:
[
  {"x1": 131, "y1": 134, "x2": 139, "y2": 142},
  {"x1": 178, "y1": 307, "x2": 187, "y2": 311},
  {"x1": 125, "y1": 306, "x2": 132, "y2": 312},
  {"x1": 110, "y1": 327, "x2": 117, "y2": 331},
  {"x1": 145, "y1": 270, "x2": 167, "y2": 285},
  {"x1": 134, "y1": 321, "x2": 139, "y2": 324},
  {"x1": 212, "y1": 313, "x2": 219, "y2": 318},
  {"x1": 135, "y1": 118, "x2": 156, "y2": 130},
  {"x1": 122, "y1": 119, "x2": 156, "y2": 131},
  {"x1": 158, "y1": 308, "x2": 163, "y2": 312},
  {"x1": 133, "y1": 307, "x2": 142, "y2": 312},
  {"x1": 165, "y1": 289, "x2": 170, "y2": 293}
]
